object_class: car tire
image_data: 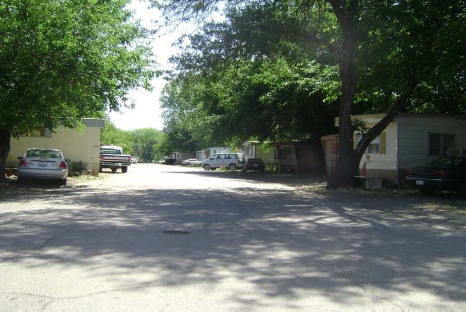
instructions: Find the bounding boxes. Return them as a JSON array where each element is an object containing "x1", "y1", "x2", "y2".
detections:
[
  {"x1": 419, "y1": 188, "x2": 435, "y2": 195},
  {"x1": 60, "y1": 178, "x2": 67, "y2": 186},
  {"x1": 99, "y1": 164, "x2": 102, "y2": 173},
  {"x1": 111, "y1": 168, "x2": 117, "y2": 173},
  {"x1": 228, "y1": 164, "x2": 236, "y2": 170},
  {"x1": 203, "y1": 164, "x2": 210, "y2": 170},
  {"x1": 122, "y1": 166, "x2": 128, "y2": 173}
]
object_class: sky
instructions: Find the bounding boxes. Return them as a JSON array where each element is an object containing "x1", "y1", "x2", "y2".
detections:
[{"x1": 107, "y1": 1, "x2": 180, "y2": 131}]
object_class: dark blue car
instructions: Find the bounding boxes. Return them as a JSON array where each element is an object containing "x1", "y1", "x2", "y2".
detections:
[{"x1": 404, "y1": 156, "x2": 466, "y2": 196}]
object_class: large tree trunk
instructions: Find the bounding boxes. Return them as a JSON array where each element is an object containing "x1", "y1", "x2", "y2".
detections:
[
  {"x1": 325, "y1": 0, "x2": 414, "y2": 189},
  {"x1": 0, "y1": 130, "x2": 12, "y2": 181},
  {"x1": 326, "y1": 0, "x2": 359, "y2": 189}
]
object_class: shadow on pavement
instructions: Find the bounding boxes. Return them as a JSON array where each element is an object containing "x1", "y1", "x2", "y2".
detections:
[{"x1": 0, "y1": 182, "x2": 465, "y2": 309}]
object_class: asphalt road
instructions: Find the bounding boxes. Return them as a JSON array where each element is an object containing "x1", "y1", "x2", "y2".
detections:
[{"x1": 0, "y1": 164, "x2": 465, "y2": 311}]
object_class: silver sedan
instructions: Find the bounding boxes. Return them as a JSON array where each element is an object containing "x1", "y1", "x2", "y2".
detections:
[
  {"x1": 181, "y1": 158, "x2": 202, "y2": 166},
  {"x1": 17, "y1": 148, "x2": 70, "y2": 185}
]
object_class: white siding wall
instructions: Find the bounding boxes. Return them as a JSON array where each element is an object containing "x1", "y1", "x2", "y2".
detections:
[
  {"x1": 358, "y1": 122, "x2": 398, "y2": 171},
  {"x1": 396, "y1": 115, "x2": 466, "y2": 170}
]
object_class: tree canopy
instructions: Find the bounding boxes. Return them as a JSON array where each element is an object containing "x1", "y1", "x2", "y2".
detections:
[
  {"x1": 0, "y1": 0, "x2": 157, "y2": 178},
  {"x1": 130, "y1": 127, "x2": 165, "y2": 162},
  {"x1": 155, "y1": 0, "x2": 466, "y2": 188},
  {"x1": 159, "y1": 2, "x2": 340, "y2": 152},
  {"x1": 101, "y1": 119, "x2": 165, "y2": 162}
]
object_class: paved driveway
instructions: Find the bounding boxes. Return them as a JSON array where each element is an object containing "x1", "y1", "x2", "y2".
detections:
[{"x1": 0, "y1": 164, "x2": 465, "y2": 310}]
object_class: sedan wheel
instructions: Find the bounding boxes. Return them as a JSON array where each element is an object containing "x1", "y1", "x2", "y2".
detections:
[{"x1": 203, "y1": 164, "x2": 210, "y2": 170}]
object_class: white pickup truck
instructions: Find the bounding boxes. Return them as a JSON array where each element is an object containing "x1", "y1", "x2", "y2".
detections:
[{"x1": 99, "y1": 145, "x2": 131, "y2": 173}]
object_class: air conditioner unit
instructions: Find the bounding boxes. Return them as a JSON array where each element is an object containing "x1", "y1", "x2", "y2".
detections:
[{"x1": 446, "y1": 147, "x2": 466, "y2": 156}]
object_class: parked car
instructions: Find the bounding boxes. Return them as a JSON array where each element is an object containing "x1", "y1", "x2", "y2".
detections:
[
  {"x1": 242, "y1": 158, "x2": 265, "y2": 172},
  {"x1": 182, "y1": 158, "x2": 202, "y2": 166},
  {"x1": 201, "y1": 153, "x2": 244, "y2": 170},
  {"x1": 404, "y1": 156, "x2": 466, "y2": 196},
  {"x1": 17, "y1": 148, "x2": 70, "y2": 185},
  {"x1": 100, "y1": 145, "x2": 131, "y2": 173},
  {"x1": 164, "y1": 158, "x2": 176, "y2": 165}
]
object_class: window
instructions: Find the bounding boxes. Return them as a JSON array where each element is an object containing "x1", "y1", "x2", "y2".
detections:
[
  {"x1": 429, "y1": 133, "x2": 455, "y2": 156},
  {"x1": 101, "y1": 149, "x2": 119, "y2": 155},
  {"x1": 278, "y1": 147, "x2": 293, "y2": 159},
  {"x1": 355, "y1": 133, "x2": 385, "y2": 154}
]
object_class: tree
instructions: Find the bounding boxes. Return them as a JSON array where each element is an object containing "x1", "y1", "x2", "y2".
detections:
[
  {"x1": 155, "y1": 0, "x2": 465, "y2": 188},
  {"x1": 161, "y1": 57, "x2": 339, "y2": 149},
  {"x1": 100, "y1": 118, "x2": 134, "y2": 155},
  {"x1": 130, "y1": 128, "x2": 164, "y2": 162},
  {"x1": 326, "y1": 0, "x2": 466, "y2": 188},
  {"x1": 0, "y1": 0, "x2": 157, "y2": 179},
  {"x1": 160, "y1": 3, "x2": 339, "y2": 151}
]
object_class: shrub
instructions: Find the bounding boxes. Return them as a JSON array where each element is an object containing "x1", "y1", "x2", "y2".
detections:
[{"x1": 69, "y1": 161, "x2": 85, "y2": 173}]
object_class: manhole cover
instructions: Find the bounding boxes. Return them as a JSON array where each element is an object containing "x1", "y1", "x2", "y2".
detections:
[{"x1": 163, "y1": 230, "x2": 190, "y2": 235}]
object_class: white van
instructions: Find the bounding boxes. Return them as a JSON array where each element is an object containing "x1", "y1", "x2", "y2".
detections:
[{"x1": 201, "y1": 153, "x2": 244, "y2": 170}]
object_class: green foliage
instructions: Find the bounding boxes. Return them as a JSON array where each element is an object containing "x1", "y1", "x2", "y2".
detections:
[
  {"x1": 160, "y1": 3, "x2": 340, "y2": 151},
  {"x1": 100, "y1": 118, "x2": 165, "y2": 162},
  {"x1": 0, "y1": 0, "x2": 157, "y2": 177},
  {"x1": 0, "y1": 0, "x2": 157, "y2": 136},
  {"x1": 69, "y1": 161, "x2": 85, "y2": 173},
  {"x1": 100, "y1": 119, "x2": 134, "y2": 155},
  {"x1": 156, "y1": 0, "x2": 466, "y2": 189},
  {"x1": 355, "y1": 0, "x2": 466, "y2": 115},
  {"x1": 130, "y1": 128, "x2": 165, "y2": 162}
]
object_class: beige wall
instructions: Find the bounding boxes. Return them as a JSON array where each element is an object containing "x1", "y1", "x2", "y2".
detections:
[
  {"x1": 8, "y1": 124, "x2": 102, "y2": 176},
  {"x1": 321, "y1": 134, "x2": 338, "y2": 175},
  {"x1": 358, "y1": 122, "x2": 398, "y2": 172}
]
